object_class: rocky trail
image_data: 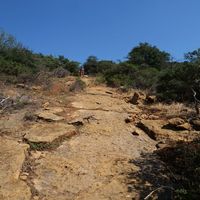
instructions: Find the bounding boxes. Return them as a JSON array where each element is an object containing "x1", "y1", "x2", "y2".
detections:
[{"x1": 0, "y1": 77, "x2": 198, "y2": 200}]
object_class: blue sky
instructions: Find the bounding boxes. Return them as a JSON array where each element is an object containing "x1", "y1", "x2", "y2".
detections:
[{"x1": 0, "y1": 0, "x2": 200, "y2": 63}]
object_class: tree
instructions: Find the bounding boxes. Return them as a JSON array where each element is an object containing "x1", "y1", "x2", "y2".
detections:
[
  {"x1": 128, "y1": 42, "x2": 170, "y2": 68},
  {"x1": 0, "y1": 29, "x2": 23, "y2": 50},
  {"x1": 83, "y1": 56, "x2": 98, "y2": 75},
  {"x1": 185, "y1": 48, "x2": 200, "y2": 63}
]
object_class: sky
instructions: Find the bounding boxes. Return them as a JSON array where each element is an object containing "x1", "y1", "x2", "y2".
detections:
[{"x1": 0, "y1": 0, "x2": 200, "y2": 63}]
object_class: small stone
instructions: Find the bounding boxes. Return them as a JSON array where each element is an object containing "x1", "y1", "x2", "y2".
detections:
[
  {"x1": 145, "y1": 95, "x2": 157, "y2": 104},
  {"x1": 16, "y1": 84, "x2": 29, "y2": 89},
  {"x1": 20, "y1": 175, "x2": 28, "y2": 181},
  {"x1": 31, "y1": 86, "x2": 42, "y2": 91},
  {"x1": 33, "y1": 196, "x2": 39, "y2": 200},
  {"x1": 105, "y1": 91, "x2": 113, "y2": 94},
  {"x1": 31, "y1": 151, "x2": 42, "y2": 159},
  {"x1": 168, "y1": 118, "x2": 185, "y2": 126},
  {"x1": 131, "y1": 131, "x2": 139, "y2": 136},
  {"x1": 20, "y1": 172, "x2": 29, "y2": 181},
  {"x1": 22, "y1": 172, "x2": 29, "y2": 176},
  {"x1": 125, "y1": 116, "x2": 134, "y2": 123},
  {"x1": 43, "y1": 102, "x2": 50, "y2": 108},
  {"x1": 156, "y1": 142, "x2": 169, "y2": 149},
  {"x1": 149, "y1": 115, "x2": 159, "y2": 120},
  {"x1": 141, "y1": 114, "x2": 148, "y2": 119}
]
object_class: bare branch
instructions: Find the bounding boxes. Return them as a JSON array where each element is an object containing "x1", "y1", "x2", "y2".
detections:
[
  {"x1": 144, "y1": 186, "x2": 174, "y2": 200},
  {"x1": 0, "y1": 97, "x2": 10, "y2": 106},
  {"x1": 192, "y1": 88, "x2": 200, "y2": 115}
]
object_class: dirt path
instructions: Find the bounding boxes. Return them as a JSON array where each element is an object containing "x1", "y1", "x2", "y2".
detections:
[{"x1": 0, "y1": 79, "x2": 173, "y2": 200}]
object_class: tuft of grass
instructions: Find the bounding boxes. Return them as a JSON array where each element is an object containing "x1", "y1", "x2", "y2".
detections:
[{"x1": 27, "y1": 141, "x2": 51, "y2": 151}]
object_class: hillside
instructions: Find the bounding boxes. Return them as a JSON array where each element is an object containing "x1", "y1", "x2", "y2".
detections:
[{"x1": 0, "y1": 77, "x2": 199, "y2": 200}]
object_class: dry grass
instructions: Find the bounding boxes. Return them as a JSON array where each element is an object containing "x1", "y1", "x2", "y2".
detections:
[
  {"x1": 69, "y1": 78, "x2": 86, "y2": 92},
  {"x1": 44, "y1": 76, "x2": 76, "y2": 95},
  {"x1": 148, "y1": 102, "x2": 195, "y2": 119}
]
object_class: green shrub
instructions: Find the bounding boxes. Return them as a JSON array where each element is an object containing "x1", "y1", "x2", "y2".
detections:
[
  {"x1": 156, "y1": 63, "x2": 200, "y2": 101},
  {"x1": 157, "y1": 140, "x2": 200, "y2": 200},
  {"x1": 132, "y1": 67, "x2": 159, "y2": 89},
  {"x1": 95, "y1": 75, "x2": 106, "y2": 85},
  {"x1": 103, "y1": 62, "x2": 137, "y2": 87}
]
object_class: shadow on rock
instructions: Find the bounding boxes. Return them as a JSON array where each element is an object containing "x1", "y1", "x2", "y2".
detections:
[{"x1": 127, "y1": 153, "x2": 175, "y2": 200}]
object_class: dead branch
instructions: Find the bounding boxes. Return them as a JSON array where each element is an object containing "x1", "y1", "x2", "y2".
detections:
[
  {"x1": 0, "y1": 96, "x2": 10, "y2": 106},
  {"x1": 192, "y1": 89, "x2": 200, "y2": 115},
  {"x1": 83, "y1": 115, "x2": 98, "y2": 123},
  {"x1": 144, "y1": 186, "x2": 174, "y2": 200}
]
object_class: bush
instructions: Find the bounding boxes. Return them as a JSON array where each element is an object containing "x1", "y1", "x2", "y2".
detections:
[
  {"x1": 132, "y1": 67, "x2": 159, "y2": 89},
  {"x1": 95, "y1": 75, "x2": 106, "y2": 85},
  {"x1": 102, "y1": 62, "x2": 159, "y2": 90},
  {"x1": 157, "y1": 140, "x2": 200, "y2": 200},
  {"x1": 156, "y1": 63, "x2": 200, "y2": 101},
  {"x1": 0, "y1": 30, "x2": 79, "y2": 78},
  {"x1": 103, "y1": 62, "x2": 137, "y2": 87}
]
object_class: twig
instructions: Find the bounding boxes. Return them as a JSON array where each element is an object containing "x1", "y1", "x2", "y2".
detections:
[
  {"x1": 192, "y1": 89, "x2": 200, "y2": 103},
  {"x1": 0, "y1": 96, "x2": 10, "y2": 106},
  {"x1": 83, "y1": 115, "x2": 98, "y2": 123},
  {"x1": 144, "y1": 186, "x2": 174, "y2": 200},
  {"x1": 0, "y1": 106, "x2": 7, "y2": 114},
  {"x1": 192, "y1": 89, "x2": 200, "y2": 115}
]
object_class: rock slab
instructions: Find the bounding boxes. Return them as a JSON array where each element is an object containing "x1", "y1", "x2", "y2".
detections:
[
  {"x1": 24, "y1": 123, "x2": 76, "y2": 143},
  {"x1": 0, "y1": 137, "x2": 31, "y2": 200}
]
